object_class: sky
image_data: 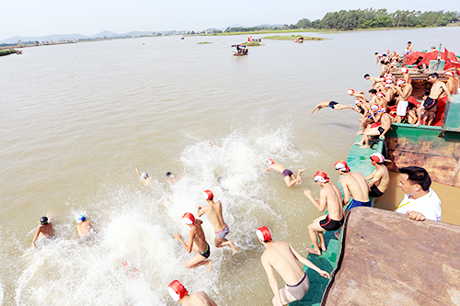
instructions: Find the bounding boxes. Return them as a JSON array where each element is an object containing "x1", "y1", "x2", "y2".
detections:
[{"x1": 1, "y1": 0, "x2": 459, "y2": 41}]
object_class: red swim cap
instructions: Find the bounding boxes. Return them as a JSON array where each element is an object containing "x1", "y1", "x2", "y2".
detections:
[
  {"x1": 347, "y1": 89, "x2": 354, "y2": 95},
  {"x1": 313, "y1": 171, "x2": 329, "y2": 183},
  {"x1": 370, "y1": 153, "x2": 385, "y2": 164},
  {"x1": 334, "y1": 160, "x2": 350, "y2": 172},
  {"x1": 168, "y1": 280, "x2": 188, "y2": 301},
  {"x1": 203, "y1": 190, "x2": 214, "y2": 201},
  {"x1": 256, "y1": 226, "x2": 272, "y2": 242},
  {"x1": 182, "y1": 212, "x2": 195, "y2": 225},
  {"x1": 267, "y1": 159, "x2": 275, "y2": 165}
]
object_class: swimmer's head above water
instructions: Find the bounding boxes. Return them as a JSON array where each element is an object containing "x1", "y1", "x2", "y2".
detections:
[
  {"x1": 267, "y1": 159, "x2": 275, "y2": 165},
  {"x1": 166, "y1": 172, "x2": 174, "y2": 178},
  {"x1": 334, "y1": 160, "x2": 350, "y2": 173},
  {"x1": 313, "y1": 171, "x2": 329, "y2": 183},
  {"x1": 347, "y1": 89, "x2": 354, "y2": 95},
  {"x1": 77, "y1": 215, "x2": 86, "y2": 223},
  {"x1": 168, "y1": 280, "x2": 188, "y2": 302},
  {"x1": 141, "y1": 172, "x2": 149, "y2": 180},
  {"x1": 203, "y1": 190, "x2": 214, "y2": 201},
  {"x1": 182, "y1": 212, "x2": 195, "y2": 225},
  {"x1": 256, "y1": 226, "x2": 272, "y2": 243},
  {"x1": 40, "y1": 216, "x2": 48, "y2": 225}
]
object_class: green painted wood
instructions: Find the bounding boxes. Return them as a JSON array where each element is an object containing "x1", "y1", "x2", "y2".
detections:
[
  {"x1": 291, "y1": 136, "x2": 383, "y2": 306},
  {"x1": 443, "y1": 95, "x2": 460, "y2": 132}
]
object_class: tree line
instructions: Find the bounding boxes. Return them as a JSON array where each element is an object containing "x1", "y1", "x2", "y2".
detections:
[{"x1": 225, "y1": 9, "x2": 459, "y2": 32}]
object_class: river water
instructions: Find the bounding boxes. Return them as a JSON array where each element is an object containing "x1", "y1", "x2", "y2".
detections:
[{"x1": 1, "y1": 27, "x2": 459, "y2": 305}]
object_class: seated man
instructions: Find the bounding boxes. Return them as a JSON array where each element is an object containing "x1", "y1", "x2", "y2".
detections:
[
  {"x1": 257, "y1": 226, "x2": 330, "y2": 306},
  {"x1": 366, "y1": 153, "x2": 389, "y2": 198},
  {"x1": 264, "y1": 159, "x2": 305, "y2": 187},
  {"x1": 168, "y1": 280, "x2": 217, "y2": 306},
  {"x1": 395, "y1": 166, "x2": 442, "y2": 222}
]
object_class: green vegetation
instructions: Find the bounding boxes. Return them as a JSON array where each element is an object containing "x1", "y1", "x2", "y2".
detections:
[
  {"x1": 241, "y1": 41, "x2": 264, "y2": 46},
  {"x1": 0, "y1": 48, "x2": 17, "y2": 56},
  {"x1": 201, "y1": 29, "x2": 327, "y2": 36},
  {"x1": 197, "y1": 41, "x2": 213, "y2": 44},
  {"x1": 263, "y1": 35, "x2": 323, "y2": 41}
]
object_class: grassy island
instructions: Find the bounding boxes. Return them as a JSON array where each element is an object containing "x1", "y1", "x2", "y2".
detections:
[
  {"x1": 263, "y1": 35, "x2": 323, "y2": 41},
  {"x1": 0, "y1": 48, "x2": 18, "y2": 56},
  {"x1": 240, "y1": 41, "x2": 264, "y2": 46},
  {"x1": 197, "y1": 41, "x2": 213, "y2": 44}
]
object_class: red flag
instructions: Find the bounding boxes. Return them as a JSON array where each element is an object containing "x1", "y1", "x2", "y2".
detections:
[{"x1": 443, "y1": 48, "x2": 460, "y2": 72}]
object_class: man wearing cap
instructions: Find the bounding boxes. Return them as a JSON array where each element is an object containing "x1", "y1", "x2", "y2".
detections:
[
  {"x1": 76, "y1": 215, "x2": 94, "y2": 241},
  {"x1": 264, "y1": 159, "x2": 305, "y2": 187},
  {"x1": 257, "y1": 226, "x2": 330, "y2": 306},
  {"x1": 198, "y1": 190, "x2": 238, "y2": 255},
  {"x1": 366, "y1": 153, "x2": 389, "y2": 198},
  {"x1": 303, "y1": 171, "x2": 343, "y2": 255},
  {"x1": 335, "y1": 160, "x2": 370, "y2": 211},
  {"x1": 364, "y1": 74, "x2": 382, "y2": 89},
  {"x1": 347, "y1": 89, "x2": 367, "y2": 102},
  {"x1": 32, "y1": 215, "x2": 54, "y2": 249},
  {"x1": 167, "y1": 280, "x2": 217, "y2": 306},
  {"x1": 392, "y1": 79, "x2": 413, "y2": 123},
  {"x1": 135, "y1": 168, "x2": 153, "y2": 188},
  {"x1": 444, "y1": 71, "x2": 459, "y2": 95},
  {"x1": 396, "y1": 166, "x2": 442, "y2": 222},
  {"x1": 173, "y1": 212, "x2": 212, "y2": 271},
  {"x1": 400, "y1": 67, "x2": 412, "y2": 85},
  {"x1": 309, "y1": 100, "x2": 355, "y2": 116}
]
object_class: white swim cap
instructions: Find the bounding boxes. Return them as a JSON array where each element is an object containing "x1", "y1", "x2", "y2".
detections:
[
  {"x1": 256, "y1": 226, "x2": 272, "y2": 242},
  {"x1": 267, "y1": 159, "x2": 275, "y2": 165},
  {"x1": 168, "y1": 280, "x2": 188, "y2": 302},
  {"x1": 203, "y1": 190, "x2": 213, "y2": 201},
  {"x1": 182, "y1": 212, "x2": 195, "y2": 225},
  {"x1": 384, "y1": 84, "x2": 391, "y2": 88},
  {"x1": 355, "y1": 99, "x2": 362, "y2": 105},
  {"x1": 347, "y1": 89, "x2": 354, "y2": 95},
  {"x1": 401, "y1": 67, "x2": 409, "y2": 74},
  {"x1": 370, "y1": 153, "x2": 385, "y2": 164},
  {"x1": 141, "y1": 172, "x2": 148, "y2": 179},
  {"x1": 396, "y1": 79, "x2": 406, "y2": 86},
  {"x1": 444, "y1": 71, "x2": 454, "y2": 77},
  {"x1": 313, "y1": 171, "x2": 329, "y2": 183},
  {"x1": 377, "y1": 92, "x2": 385, "y2": 98},
  {"x1": 334, "y1": 160, "x2": 350, "y2": 172}
]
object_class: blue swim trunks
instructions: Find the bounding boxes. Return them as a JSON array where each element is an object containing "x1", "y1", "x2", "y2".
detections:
[{"x1": 347, "y1": 199, "x2": 371, "y2": 210}]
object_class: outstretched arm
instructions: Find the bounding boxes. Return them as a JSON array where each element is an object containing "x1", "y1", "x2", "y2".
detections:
[
  {"x1": 264, "y1": 166, "x2": 273, "y2": 173},
  {"x1": 303, "y1": 190, "x2": 326, "y2": 212},
  {"x1": 135, "y1": 168, "x2": 141, "y2": 177},
  {"x1": 173, "y1": 230, "x2": 195, "y2": 253},
  {"x1": 31, "y1": 228, "x2": 40, "y2": 249}
]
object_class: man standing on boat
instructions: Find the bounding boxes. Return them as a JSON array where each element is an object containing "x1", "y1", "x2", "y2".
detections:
[
  {"x1": 396, "y1": 166, "x2": 442, "y2": 222},
  {"x1": 198, "y1": 190, "x2": 239, "y2": 255},
  {"x1": 415, "y1": 72, "x2": 451, "y2": 127},
  {"x1": 392, "y1": 79, "x2": 413, "y2": 123},
  {"x1": 257, "y1": 226, "x2": 330, "y2": 306},
  {"x1": 366, "y1": 153, "x2": 389, "y2": 198},
  {"x1": 304, "y1": 171, "x2": 343, "y2": 255}
]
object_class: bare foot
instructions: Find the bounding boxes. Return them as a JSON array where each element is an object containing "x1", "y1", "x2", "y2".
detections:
[
  {"x1": 356, "y1": 131, "x2": 363, "y2": 135},
  {"x1": 231, "y1": 246, "x2": 239, "y2": 256},
  {"x1": 206, "y1": 260, "x2": 213, "y2": 272},
  {"x1": 305, "y1": 248, "x2": 321, "y2": 256},
  {"x1": 354, "y1": 142, "x2": 363, "y2": 146},
  {"x1": 414, "y1": 121, "x2": 421, "y2": 127},
  {"x1": 334, "y1": 231, "x2": 340, "y2": 239},
  {"x1": 319, "y1": 245, "x2": 327, "y2": 252},
  {"x1": 360, "y1": 145, "x2": 370, "y2": 148}
]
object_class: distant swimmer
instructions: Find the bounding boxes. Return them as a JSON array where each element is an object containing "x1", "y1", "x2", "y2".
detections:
[
  {"x1": 309, "y1": 100, "x2": 355, "y2": 116},
  {"x1": 168, "y1": 280, "x2": 217, "y2": 306},
  {"x1": 135, "y1": 168, "x2": 153, "y2": 188},
  {"x1": 366, "y1": 153, "x2": 389, "y2": 198},
  {"x1": 122, "y1": 260, "x2": 141, "y2": 279},
  {"x1": 166, "y1": 171, "x2": 181, "y2": 185},
  {"x1": 303, "y1": 171, "x2": 343, "y2": 255},
  {"x1": 173, "y1": 213, "x2": 212, "y2": 271},
  {"x1": 76, "y1": 215, "x2": 94, "y2": 242},
  {"x1": 257, "y1": 226, "x2": 330, "y2": 306},
  {"x1": 198, "y1": 190, "x2": 238, "y2": 255},
  {"x1": 264, "y1": 159, "x2": 305, "y2": 187},
  {"x1": 32, "y1": 216, "x2": 54, "y2": 249}
]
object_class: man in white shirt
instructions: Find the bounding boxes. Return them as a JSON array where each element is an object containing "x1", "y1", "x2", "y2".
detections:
[{"x1": 396, "y1": 166, "x2": 442, "y2": 222}]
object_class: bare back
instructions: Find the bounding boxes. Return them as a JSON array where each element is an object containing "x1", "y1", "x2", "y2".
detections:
[
  {"x1": 200, "y1": 201, "x2": 226, "y2": 232},
  {"x1": 447, "y1": 77, "x2": 458, "y2": 95},
  {"x1": 270, "y1": 163, "x2": 286, "y2": 174},
  {"x1": 182, "y1": 292, "x2": 217, "y2": 306},
  {"x1": 430, "y1": 80, "x2": 449, "y2": 99},
  {"x1": 320, "y1": 184, "x2": 343, "y2": 221},
  {"x1": 77, "y1": 221, "x2": 93, "y2": 238},
  {"x1": 341, "y1": 172, "x2": 370, "y2": 203},
  {"x1": 38, "y1": 223, "x2": 54, "y2": 238},
  {"x1": 374, "y1": 164, "x2": 390, "y2": 192},
  {"x1": 261, "y1": 241, "x2": 305, "y2": 285}
]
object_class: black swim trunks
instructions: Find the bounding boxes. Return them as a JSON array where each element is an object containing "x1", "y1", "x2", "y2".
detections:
[
  {"x1": 423, "y1": 97, "x2": 438, "y2": 111},
  {"x1": 377, "y1": 126, "x2": 384, "y2": 135},
  {"x1": 329, "y1": 101, "x2": 338, "y2": 109},
  {"x1": 369, "y1": 185, "x2": 384, "y2": 197},
  {"x1": 358, "y1": 106, "x2": 365, "y2": 114},
  {"x1": 319, "y1": 215, "x2": 344, "y2": 231},
  {"x1": 199, "y1": 243, "x2": 211, "y2": 259}
]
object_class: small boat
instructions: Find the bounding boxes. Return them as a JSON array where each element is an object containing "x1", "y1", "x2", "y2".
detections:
[
  {"x1": 231, "y1": 44, "x2": 248, "y2": 56},
  {"x1": 294, "y1": 36, "x2": 304, "y2": 43}
]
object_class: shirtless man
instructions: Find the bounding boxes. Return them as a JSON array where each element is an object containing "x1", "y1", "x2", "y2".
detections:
[
  {"x1": 198, "y1": 190, "x2": 238, "y2": 255},
  {"x1": 257, "y1": 226, "x2": 330, "y2": 306},
  {"x1": 32, "y1": 216, "x2": 54, "y2": 249},
  {"x1": 355, "y1": 112, "x2": 393, "y2": 148},
  {"x1": 364, "y1": 74, "x2": 382, "y2": 89},
  {"x1": 335, "y1": 160, "x2": 370, "y2": 212},
  {"x1": 444, "y1": 71, "x2": 459, "y2": 95},
  {"x1": 264, "y1": 159, "x2": 305, "y2": 187},
  {"x1": 76, "y1": 215, "x2": 94, "y2": 241},
  {"x1": 135, "y1": 168, "x2": 153, "y2": 188},
  {"x1": 375, "y1": 52, "x2": 385, "y2": 64},
  {"x1": 366, "y1": 153, "x2": 389, "y2": 198},
  {"x1": 347, "y1": 89, "x2": 367, "y2": 102},
  {"x1": 415, "y1": 72, "x2": 451, "y2": 127},
  {"x1": 405, "y1": 41, "x2": 413, "y2": 54},
  {"x1": 174, "y1": 212, "x2": 212, "y2": 271},
  {"x1": 168, "y1": 280, "x2": 217, "y2": 306},
  {"x1": 392, "y1": 79, "x2": 413, "y2": 123},
  {"x1": 303, "y1": 171, "x2": 343, "y2": 255},
  {"x1": 309, "y1": 100, "x2": 354, "y2": 116}
]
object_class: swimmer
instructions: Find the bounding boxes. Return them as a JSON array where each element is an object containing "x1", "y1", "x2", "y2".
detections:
[
  {"x1": 364, "y1": 74, "x2": 382, "y2": 89},
  {"x1": 166, "y1": 171, "x2": 181, "y2": 185},
  {"x1": 264, "y1": 159, "x2": 305, "y2": 187},
  {"x1": 76, "y1": 215, "x2": 94, "y2": 241},
  {"x1": 31, "y1": 216, "x2": 54, "y2": 249},
  {"x1": 335, "y1": 160, "x2": 370, "y2": 214},
  {"x1": 304, "y1": 171, "x2": 343, "y2": 255},
  {"x1": 366, "y1": 153, "x2": 389, "y2": 198},
  {"x1": 135, "y1": 168, "x2": 153, "y2": 188},
  {"x1": 309, "y1": 100, "x2": 355, "y2": 116},
  {"x1": 198, "y1": 190, "x2": 238, "y2": 255},
  {"x1": 122, "y1": 260, "x2": 141, "y2": 279},
  {"x1": 168, "y1": 280, "x2": 217, "y2": 306},
  {"x1": 347, "y1": 89, "x2": 367, "y2": 102},
  {"x1": 258, "y1": 226, "x2": 330, "y2": 306},
  {"x1": 173, "y1": 213, "x2": 212, "y2": 272}
]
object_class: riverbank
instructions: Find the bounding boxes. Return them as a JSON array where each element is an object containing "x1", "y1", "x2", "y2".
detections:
[{"x1": 0, "y1": 48, "x2": 17, "y2": 56}]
